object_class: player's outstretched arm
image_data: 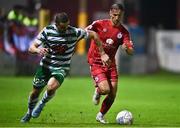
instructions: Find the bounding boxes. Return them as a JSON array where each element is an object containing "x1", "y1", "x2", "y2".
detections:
[
  {"x1": 29, "y1": 41, "x2": 49, "y2": 56},
  {"x1": 87, "y1": 30, "x2": 111, "y2": 66},
  {"x1": 122, "y1": 41, "x2": 134, "y2": 55},
  {"x1": 87, "y1": 30, "x2": 104, "y2": 54}
]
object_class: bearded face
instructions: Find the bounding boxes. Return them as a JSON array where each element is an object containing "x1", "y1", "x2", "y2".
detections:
[{"x1": 109, "y1": 9, "x2": 123, "y2": 26}]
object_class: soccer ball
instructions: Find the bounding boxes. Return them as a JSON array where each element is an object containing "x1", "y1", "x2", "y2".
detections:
[{"x1": 116, "y1": 110, "x2": 133, "y2": 125}]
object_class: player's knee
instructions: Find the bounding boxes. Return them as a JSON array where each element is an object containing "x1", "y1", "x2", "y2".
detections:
[
  {"x1": 100, "y1": 87, "x2": 110, "y2": 95},
  {"x1": 48, "y1": 83, "x2": 59, "y2": 92},
  {"x1": 47, "y1": 85, "x2": 59, "y2": 95},
  {"x1": 98, "y1": 81, "x2": 110, "y2": 95},
  {"x1": 48, "y1": 77, "x2": 61, "y2": 89},
  {"x1": 47, "y1": 85, "x2": 58, "y2": 96}
]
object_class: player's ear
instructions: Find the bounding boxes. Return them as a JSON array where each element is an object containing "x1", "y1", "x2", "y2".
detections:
[{"x1": 109, "y1": 10, "x2": 112, "y2": 17}]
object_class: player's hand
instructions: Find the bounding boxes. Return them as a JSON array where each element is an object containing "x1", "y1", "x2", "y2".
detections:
[
  {"x1": 101, "y1": 53, "x2": 111, "y2": 67},
  {"x1": 122, "y1": 41, "x2": 133, "y2": 50},
  {"x1": 122, "y1": 41, "x2": 134, "y2": 55},
  {"x1": 37, "y1": 48, "x2": 49, "y2": 56}
]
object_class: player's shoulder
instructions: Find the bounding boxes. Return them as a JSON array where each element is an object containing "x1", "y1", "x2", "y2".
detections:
[
  {"x1": 68, "y1": 26, "x2": 86, "y2": 36},
  {"x1": 119, "y1": 23, "x2": 129, "y2": 33},
  {"x1": 46, "y1": 24, "x2": 56, "y2": 30},
  {"x1": 68, "y1": 25, "x2": 84, "y2": 32},
  {"x1": 67, "y1": 25, "x2": 75, "y2": 30},
  {"x1": 92, "y1": 19, "x2": 110, "y2": 25}
]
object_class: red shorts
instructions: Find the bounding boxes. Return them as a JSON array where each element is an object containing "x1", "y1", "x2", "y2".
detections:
[{"x1": 90, "y1": 65, "x2": 118, "y2": 86}]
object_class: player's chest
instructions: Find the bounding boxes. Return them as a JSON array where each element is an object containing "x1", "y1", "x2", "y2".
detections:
[
  {"x1": 98, "y1": 26, "x2": 123, "y2": 46},
  {"x1": 47, "y1": 35, "x2": 78, "y2": 43}
]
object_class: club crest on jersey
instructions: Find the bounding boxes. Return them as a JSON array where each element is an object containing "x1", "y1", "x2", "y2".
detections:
[
  {"x1": 94, "y1": 76, "x2": 99, "y2": 82},
  {"x1": 106, "y1": 38, "x2": 114, "y2": 45},
  {"x1": 117, "y1": 32, "x2": 122, "y2": 39}
]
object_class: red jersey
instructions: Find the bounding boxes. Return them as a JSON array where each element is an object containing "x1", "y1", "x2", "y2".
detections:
[{"x1": 87, "y1": 19, "x2": 131, "y2": 67}]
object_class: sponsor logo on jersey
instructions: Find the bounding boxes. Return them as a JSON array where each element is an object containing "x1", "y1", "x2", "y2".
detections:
[
  {"x1": 117, "y1": 32, "x2": 122, "y2": 39},
  {"x1": 106, "y1": 38, "x2": 114, "y2": 45},
  {"x1": 103, "y1": 28, "x2": 107, "y2": 32}
]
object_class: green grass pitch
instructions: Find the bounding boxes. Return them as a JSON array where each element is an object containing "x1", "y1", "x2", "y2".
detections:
[{"x1": 0, "y1": 72, "x2": 180, "y2": 127}]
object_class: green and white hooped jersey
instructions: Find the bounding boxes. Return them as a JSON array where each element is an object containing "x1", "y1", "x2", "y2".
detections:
[{"x1": 35, "y1": 24, "x2": 88, "y2": 73}]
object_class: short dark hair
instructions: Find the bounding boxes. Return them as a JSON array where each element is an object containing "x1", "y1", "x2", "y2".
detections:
[
  {"x1": 110, "y1": 3, "x2": 124, "y2": 11},
  {"x1": 55, "y1": 12, "x2": 69, "y2": 24}
]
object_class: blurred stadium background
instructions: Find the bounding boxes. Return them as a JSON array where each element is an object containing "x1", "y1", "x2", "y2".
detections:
[{"x1": 0, "y1": 0, "x2": 179, "y2": 76}]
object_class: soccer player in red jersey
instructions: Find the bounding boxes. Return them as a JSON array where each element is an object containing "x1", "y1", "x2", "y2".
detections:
[{"x1": 86, "y1": 3, "x2": 134, "y2": 124}]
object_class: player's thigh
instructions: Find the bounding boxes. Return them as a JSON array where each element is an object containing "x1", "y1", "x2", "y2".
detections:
[
  {"x1": 47, "y1": 77, "x2": 60, "y2": 90},
  {"x1": 90, "y1": 65, "x2": 106, "y2": 85},
  {"x1": 98, "y1": 80, "x2": 110, "y2": 94},
  {"x1": 90, "y1": 66, "x2": 110, "y2": 93},
  {"x1": 48, "y1": 68, "x2": 66, "y2": 90}
]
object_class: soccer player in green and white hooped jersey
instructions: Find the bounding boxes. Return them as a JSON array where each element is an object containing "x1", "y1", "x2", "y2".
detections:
[{"x1": 20, "y1": 12, "x2": 110, "y2": 123}]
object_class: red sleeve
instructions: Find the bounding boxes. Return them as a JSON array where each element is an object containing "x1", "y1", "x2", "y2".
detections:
[
  {"x1": 122, "y1": 28, "x2": 130, "y2": 43},
  {"x1": 122, "y1": 27, "x2": 133, "y2": 48},
  {"x1": 86, "y1": 20, "x2": 100, "y2": 32}
]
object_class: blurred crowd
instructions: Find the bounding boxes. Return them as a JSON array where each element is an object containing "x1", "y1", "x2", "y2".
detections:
[
  {"x1": 0, "y1": 5, "x2": 38, "y2": 58},
  {"x1": 0, "y1": 4, "x2": 40, "y2": 75}
]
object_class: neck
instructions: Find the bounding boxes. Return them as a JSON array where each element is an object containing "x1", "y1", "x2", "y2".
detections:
[{"x1": 111, "y1": 20, "x2": 120, "y2": 27}]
